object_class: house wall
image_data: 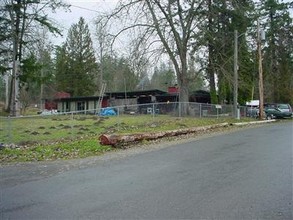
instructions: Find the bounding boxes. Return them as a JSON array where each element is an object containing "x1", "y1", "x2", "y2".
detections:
[
  {"x1": 57, "y1": 102, "x2": 63, "y2": 112},
  {"x1": 70, "y1": 102, "x2": 76, "y2": 112},
  {"x1": 87, "y1": 100, "x2": 95, "y2": 110},
  {"x1": 110, "y1": 98, "x2": 137, "y2": 107},
  {"x1": 57, "y1": 99, "x2": 108, "y2": 113},
  {"x1": 57, "y1": 102, "x2": 71, "y2": 112}
]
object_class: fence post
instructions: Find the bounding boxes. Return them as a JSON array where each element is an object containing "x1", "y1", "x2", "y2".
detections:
[
  {"x1": 199, "y1": 103, "x2": 202, "y2": 118},
  {"x1": 7, "y1": 116, "x2": 12, "y2": 144},
  {"x1": 117, "y1": 106, "x2": 120, "y2": 130},
  {"x1": 71, "y1": 112, "x2": 74, "y2": 138},
  {"x1": 179, "y1": 102, "x2": 181, "y2": 118},
  {"x1": 152, "y1": 103, "x2": 155, "y2": 120},
  {"x1": 237, "y1": 105, "x2": 240, "y2": 119}
]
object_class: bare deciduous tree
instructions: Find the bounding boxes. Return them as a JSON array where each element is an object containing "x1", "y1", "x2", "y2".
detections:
[{"x1": 101, "y1": 0, "x2": 204, "y2": 115}]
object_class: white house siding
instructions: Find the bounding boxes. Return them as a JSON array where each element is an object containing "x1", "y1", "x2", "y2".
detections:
[
  {"x1": 57, "y1": 100, "x2": 100, "y2": 113},
  {"x1": 57, "y1": 102, "x2": 63, "y2": 112},
  {"x1": 88, "y1": 100, "x2": 97, "y2": 111},
  {"x1": 57, "y1": 102, "x2": 71, "y2": 113},
  {"x1": 70, "y1": 102, "x2": 76, "y2": 112},
  {"x1": 57, "y1": 96, "x2": 142, "y2": 113}
]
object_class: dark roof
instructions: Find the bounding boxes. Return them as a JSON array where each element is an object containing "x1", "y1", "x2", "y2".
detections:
[
  {"x1": 190, "y1": 90, "x2": 210, "y2": 96},
  {"x1": 56, "y1": 95, "x2": 107, "y2": 102},
  {"x1": 106, "y1": 89, "x2": 167, "y2": 99},
  {"x1": 55, "y1": 89, "x2": 210, "y2": 102},
  {"x1": 156, "y1": 93, "x2": 178, "y2": 98},
  {"x1": 55, "y1": 89, "x2": 167, "y2": 102}
]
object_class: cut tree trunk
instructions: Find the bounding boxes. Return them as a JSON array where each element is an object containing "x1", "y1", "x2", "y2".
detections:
[{"x1": 99, "y1": 123, "x2": 229, "y2": 147}]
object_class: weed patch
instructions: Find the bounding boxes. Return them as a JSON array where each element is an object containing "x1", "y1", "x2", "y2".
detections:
[
  {"x1": 0, "y1": 115, "x2": 257, "y2": 163},
  {"x1": 0, "y1": 138, "x2": 113, "y2": 162}
]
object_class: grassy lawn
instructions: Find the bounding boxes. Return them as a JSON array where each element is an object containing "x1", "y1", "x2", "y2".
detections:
[{"x1": 0, "y1": 114, "x2": 255, "y2": 163}]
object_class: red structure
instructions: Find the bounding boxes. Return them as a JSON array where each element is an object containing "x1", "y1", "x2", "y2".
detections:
[
  {"x1": 44, "y1": 92, "x2": 70, "y2": 110},
  {"x1": 167, "y1": 86, "x2": 179, "y2": 94},
  {"x1": 54, "y1": 92, "x2": 71, "y2": 99}
]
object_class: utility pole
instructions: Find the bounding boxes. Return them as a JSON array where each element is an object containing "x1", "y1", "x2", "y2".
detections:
[
  {"x1": 4, "y1": 72, "x2": 10, "y2": 110},
  {"x1": 10, "y1": 59, "x2": 20, "y2": 117},
  {"x1": 40, "y1": 68, "x2": 44, "y2": 110},
  {"x1": 99, "y1": 40, "x2": 103, "y2": 92},
  {"x1": 233, "y1": 30, "x2": 239, "y2": 119},
  {"x1": 40, "y1": 28, "x2": 45, "y2": 111},
  {"x1": 4, "y1": 50, "x2": 11, "y2": 110},
  {"x1": 257, "y1": 20, "x2": 264, "y2": 120}
]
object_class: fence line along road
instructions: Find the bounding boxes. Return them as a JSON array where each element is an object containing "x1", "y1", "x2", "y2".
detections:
[{"x1": 0, "y1": 102, "x2": 249, "y2": 146}]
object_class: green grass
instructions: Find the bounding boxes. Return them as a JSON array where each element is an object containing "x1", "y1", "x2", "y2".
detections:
[
  {"x1": 1, "y1": 138, "x2": 112, "y2": 162},
  {"x1": 0, "y1": 114, "x2": 105, "y2": 144},
  {"x1": 0, "y1": 114, "x2": 256, "y2": 163}
]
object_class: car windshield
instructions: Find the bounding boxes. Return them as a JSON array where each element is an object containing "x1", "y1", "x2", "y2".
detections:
[{"x1": 278, "y1": 104, "x2": 289, "y2": 109}]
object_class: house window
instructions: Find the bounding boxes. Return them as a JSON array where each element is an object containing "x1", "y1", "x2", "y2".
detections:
[
  {"x1": 65, "y1": 101, "x2": 70, "y2": 112},
  {"x1": 77, "y1": 101, "x2": 85, "y2": 111}
]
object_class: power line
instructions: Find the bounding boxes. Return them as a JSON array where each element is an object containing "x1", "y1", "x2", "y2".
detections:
[
  {"x1": 70, "y1": 4, "x2": 101, "y2": 13},
  {"x1": 68, "y1": 1, "x2": 117, "y2": 14}
]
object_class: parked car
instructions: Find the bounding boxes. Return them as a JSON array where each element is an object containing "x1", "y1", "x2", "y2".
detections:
[
  {"x1": 264, "y1": 105, "x2": 292, "y2": 119},
  {"x1": 264, "y1": 103, "x2": 292, "y2": 113},
  {"x1": 247, "y1": 103, "x2": 292, "y2": 119}
]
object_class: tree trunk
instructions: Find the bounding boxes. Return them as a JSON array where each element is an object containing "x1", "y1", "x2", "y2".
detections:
[
  {"x1": 208, "y1": 61, "x2": 217, "y2": 104},
  {"x1": 178, "y1": 46, "x2": 189, "y2": 115},
  {"x1": 7, "y1": 0, "x2": 21, "y2": 116},
  {"x1": 99, "y1": 123, "x2": 229, "y2": 146},
  {"x1": 207, "y1": 0, "x2": 217, "y2": 104}
]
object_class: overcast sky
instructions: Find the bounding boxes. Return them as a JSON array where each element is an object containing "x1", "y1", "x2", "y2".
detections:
[
  {"x1": 51, "y1": 0, "x2": 118, "y2": 45},
  {"x1": 51, "y1": 0, "x2": 292, "y2": 49}
]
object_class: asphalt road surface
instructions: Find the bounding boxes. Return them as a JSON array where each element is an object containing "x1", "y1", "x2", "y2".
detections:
[{"x1": 1, "y1": 122, "x2": 292, "y2": 219}]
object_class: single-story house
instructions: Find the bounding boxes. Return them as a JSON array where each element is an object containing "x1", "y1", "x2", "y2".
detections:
[
  {"x1": 55, "y1": 89, "x2": 166, "y2": 113},
  {"x1": 53, "y1": 88, "x2": 211, "y2": 113}
]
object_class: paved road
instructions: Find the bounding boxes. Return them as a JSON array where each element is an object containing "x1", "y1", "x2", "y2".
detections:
[{"x1": 1, "y1": 122, "x2": 292, "y2": 219}]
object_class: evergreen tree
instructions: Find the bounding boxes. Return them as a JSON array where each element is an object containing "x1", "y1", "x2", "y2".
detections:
[
  {"x1": 187, "y1": 56, "x2": 206, "y2": 93},
  {"x1": 56, "y1": 17, "x2": 98, "y2": 96},
  {"x1": 116, "y1": 58, "x2": 138, "y2": 92},
  {"x1": 0, "y1": 0, "x2": 68, "y2": 114},
  {"x1": 100, "y1": 55, "x2": 138, "y2": 92},
  {"x1": 150, "y1": 62, "x2": 176, "y2": 91},
  {"x1": 194, "y1": 0, "x2": 255, "y2": 104},
  {"x1": 55, "y1": 45, "x2": 71, "y2": 93},
  {"x1": 0, "y1": 75, "x2": 5, "y2": 102},
  {"x1": 259, "y1": 0, "x2": 293, "y2": 104}
]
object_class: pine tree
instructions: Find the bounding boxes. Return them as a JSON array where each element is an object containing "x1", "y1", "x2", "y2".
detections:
[
  {"x1": 150, "y1": 62, "x2": 176, "y2": 91},
  {"x1": 0, "y1": 0, "x2": 68, "y2": 114},
  {"x1": 198, "y1": 0, "x2": 254, "y2": 104},
  {"x1": 56, "y1": 17, "x2": 98, "y2": 96},
  {"x1": 55, "y1": 45, "x2": 71, "y2": 93},
  {"x1": 259, "y1": 0, "x2": 293, "y2": 104}
]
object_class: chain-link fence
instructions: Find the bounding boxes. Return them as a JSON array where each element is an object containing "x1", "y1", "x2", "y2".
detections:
[
  {"x1": 109, "y1": 102, "x2": 247, "y2": 119},
  {"x1": 0, "y1": 102, "x2": 248, "y2": 146}
]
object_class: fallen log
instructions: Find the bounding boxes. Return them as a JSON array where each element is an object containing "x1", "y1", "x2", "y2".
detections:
[{"x1": 99, "y1": 123, "x2": 229, "y2": 147}]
